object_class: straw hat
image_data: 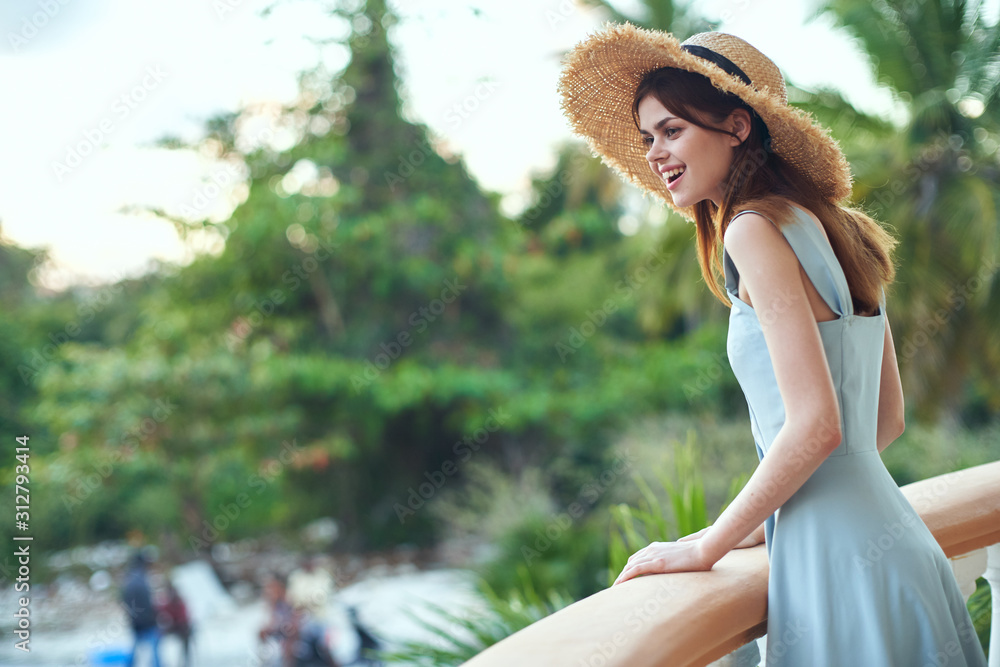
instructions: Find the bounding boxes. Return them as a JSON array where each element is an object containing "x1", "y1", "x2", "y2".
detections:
[{"x1": 557, "y1": 23, "x2": 853, "y2": 220}]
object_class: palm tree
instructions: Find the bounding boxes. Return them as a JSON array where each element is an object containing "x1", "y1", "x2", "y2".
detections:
[{"x1": 817, "y1": 0, "x2": 1000, "y2": 421}]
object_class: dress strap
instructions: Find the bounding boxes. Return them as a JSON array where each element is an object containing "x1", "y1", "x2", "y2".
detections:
[
  {"x1": 723, "y1": 242, "x2": 741, "y2": 299},
  {"x1": 725, "y1": 208, "x2": 855, "y2": 318}
]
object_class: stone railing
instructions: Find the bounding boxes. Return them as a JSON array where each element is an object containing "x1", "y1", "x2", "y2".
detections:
[{"x1": 464, "y1": 460, "x2": 1000, "y2": 667}]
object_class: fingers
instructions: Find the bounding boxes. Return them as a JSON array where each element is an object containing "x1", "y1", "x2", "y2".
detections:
[
  {"x1": 613, "y1": 539, "x2": 710, "y2": 586},
  {"x1": 613, "y1": 555, "x2": 662, "y2": 586},
  {"x1": 619, "y1": 540, "x2": 669, "y2": 583},
  {"x1": 624, "y1": 542, "x2": 660, "y2": 564},
  {"x1": 616, "y1": 539, "x2": 688, "y2": 585}
]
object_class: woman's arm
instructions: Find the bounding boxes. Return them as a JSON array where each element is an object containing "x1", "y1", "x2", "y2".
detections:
[
  {"x1": 876, "y1": 315, "x2": 905, "y2": 452},
  {"x1": 737, "y1": 520, "x2": 766, "y2": 548},
  {"x1": 678, "y1": 520, "x2": 765, "y2": 548},
  {"x1": 613, "y1": 212, "x2": 844, "y2": 584},
  {"x1": 699, "y1": 212, "x2": 847, "y2": 562}
]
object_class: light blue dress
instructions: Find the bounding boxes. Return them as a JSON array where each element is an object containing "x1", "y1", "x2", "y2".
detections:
[{"x1": 723, "y1": 207, "x2": 988, "y2": 666}]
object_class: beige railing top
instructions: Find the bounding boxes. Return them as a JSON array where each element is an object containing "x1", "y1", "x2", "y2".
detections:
[{"x1": 464, "y1": 460, "x2": 1000, "y2": 667}]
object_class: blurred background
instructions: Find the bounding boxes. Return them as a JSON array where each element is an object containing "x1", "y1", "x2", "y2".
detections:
[{"x1": 0, "y1": 0, "x2": 997, "y2": 664}]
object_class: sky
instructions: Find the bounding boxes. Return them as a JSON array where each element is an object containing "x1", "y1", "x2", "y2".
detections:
[{"x1": 0, "y1": 0, "x2": 907, "y2": 291}]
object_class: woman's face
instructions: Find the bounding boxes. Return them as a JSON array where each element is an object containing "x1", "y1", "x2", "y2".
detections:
[{"x1": 637, "y1": 94, "x2": 743, "y2": 209}]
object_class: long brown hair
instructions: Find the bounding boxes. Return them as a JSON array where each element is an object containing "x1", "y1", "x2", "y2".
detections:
[{"x1": 632, "y1": 67, "x2": 897, "y2": 315}]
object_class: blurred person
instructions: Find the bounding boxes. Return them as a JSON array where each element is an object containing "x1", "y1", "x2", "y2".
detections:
[
  {"x1": 156, "y1": 581, "x2": 192, "y2": 667},
  {"x1": 121, "y1": 549, "x2": 162, "y2": 667},
  {"x1": 286, "y1": 555, "x2": 334, "y2": 617},
  {"x1": 286, "y1": 605, "x2": 339, "y2": 667},
  {"x1": 258, "y1": 573, "x2": 295, "y2": 667}
]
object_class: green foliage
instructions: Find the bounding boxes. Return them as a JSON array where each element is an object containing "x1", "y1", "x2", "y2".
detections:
[
  {"x1": 0, "y1": 240, "x2": 54, "y2": 481},
  {"x1": 607, "y1": 430, "x2": 748, "y2": 586},
  {"x1": 665, "y1": 432, "x2": 709, "y2": 536},
  {"x1": 880, "y1": 418, "x2": 1000, "y2": 487},
  {"x1": 967, "y1": 577, "x2": 992, "y2": 657},
  {"x1": 486, "y1": 512, "x2": 609, "y2": 603},
  {"x1": 429, "y1": 458, "x2": 614, "y2": 602},
  {"x1": 380, "y1": 572, "x2": 572, "y2": 667}
]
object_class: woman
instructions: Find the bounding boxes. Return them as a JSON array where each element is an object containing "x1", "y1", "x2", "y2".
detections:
[{"x1": 558, "y1": 25, "x2": 987, "y2": 666}]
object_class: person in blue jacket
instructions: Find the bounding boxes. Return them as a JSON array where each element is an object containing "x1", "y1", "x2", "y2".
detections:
[{"x1": 121, "y1": 549, "x2": 162, "y2": 667}]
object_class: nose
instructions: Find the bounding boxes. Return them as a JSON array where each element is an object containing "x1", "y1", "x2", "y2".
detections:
[{"x1": 645, "y1": 136, "x2": 667, "y2": 165}]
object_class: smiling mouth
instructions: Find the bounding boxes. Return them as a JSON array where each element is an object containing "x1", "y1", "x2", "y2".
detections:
[{"x1": 664, "y1": 167, "x2": 685, "y2": 188}]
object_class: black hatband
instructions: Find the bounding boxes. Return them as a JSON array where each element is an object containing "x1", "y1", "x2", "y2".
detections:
[{"x1": 681, "y1": 44, "x2": 752, "y2": 87}]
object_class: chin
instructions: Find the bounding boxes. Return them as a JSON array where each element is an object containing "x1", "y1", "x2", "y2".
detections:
[
  {"x1": 669, "y1": 193, "x2": 697, "y2": 209},
  {"x1": 670, "y1": 190, "x2": 714, "y2": 209}
]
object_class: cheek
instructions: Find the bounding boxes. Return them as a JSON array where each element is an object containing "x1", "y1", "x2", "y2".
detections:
[
  {"x1": 712, "y1": 142, "x2": 736, "y2": 172},
  {"x1": 702, "y1": 151, "x2": 729, "y2": 180}
]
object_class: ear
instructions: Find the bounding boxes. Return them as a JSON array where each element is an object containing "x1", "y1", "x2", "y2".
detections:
[{"x1": 728, "y1": 108, "x2": 753, "y2": 146}]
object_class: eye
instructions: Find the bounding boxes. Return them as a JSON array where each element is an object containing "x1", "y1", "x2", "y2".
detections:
[
  {"x1": 642, "y1": 135, "x2": 653, "y2": 146},
  {"x1": 664, "y1": 127, "x2": 680, "y2": 138}
]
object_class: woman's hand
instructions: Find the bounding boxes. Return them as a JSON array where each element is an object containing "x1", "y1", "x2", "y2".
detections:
[
  {"x1": 612, "y1": 537, "x2": 714, "y2": 586},
  {"x1": 613, "y1": 524, "x2": 766, "y2": 586}
]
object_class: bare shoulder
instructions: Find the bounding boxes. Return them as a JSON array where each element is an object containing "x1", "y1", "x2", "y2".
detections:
[
  {"x1": 722, "y1": 211, "x2": 790, "y2": 267},
  {"x1": 723, "y1": 209, "x2": 807, "y2": 316}
]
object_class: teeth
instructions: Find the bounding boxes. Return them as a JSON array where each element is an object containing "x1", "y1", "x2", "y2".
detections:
[{"x1": 663, "y1": 167, "x2": 685, "y2": 181}]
